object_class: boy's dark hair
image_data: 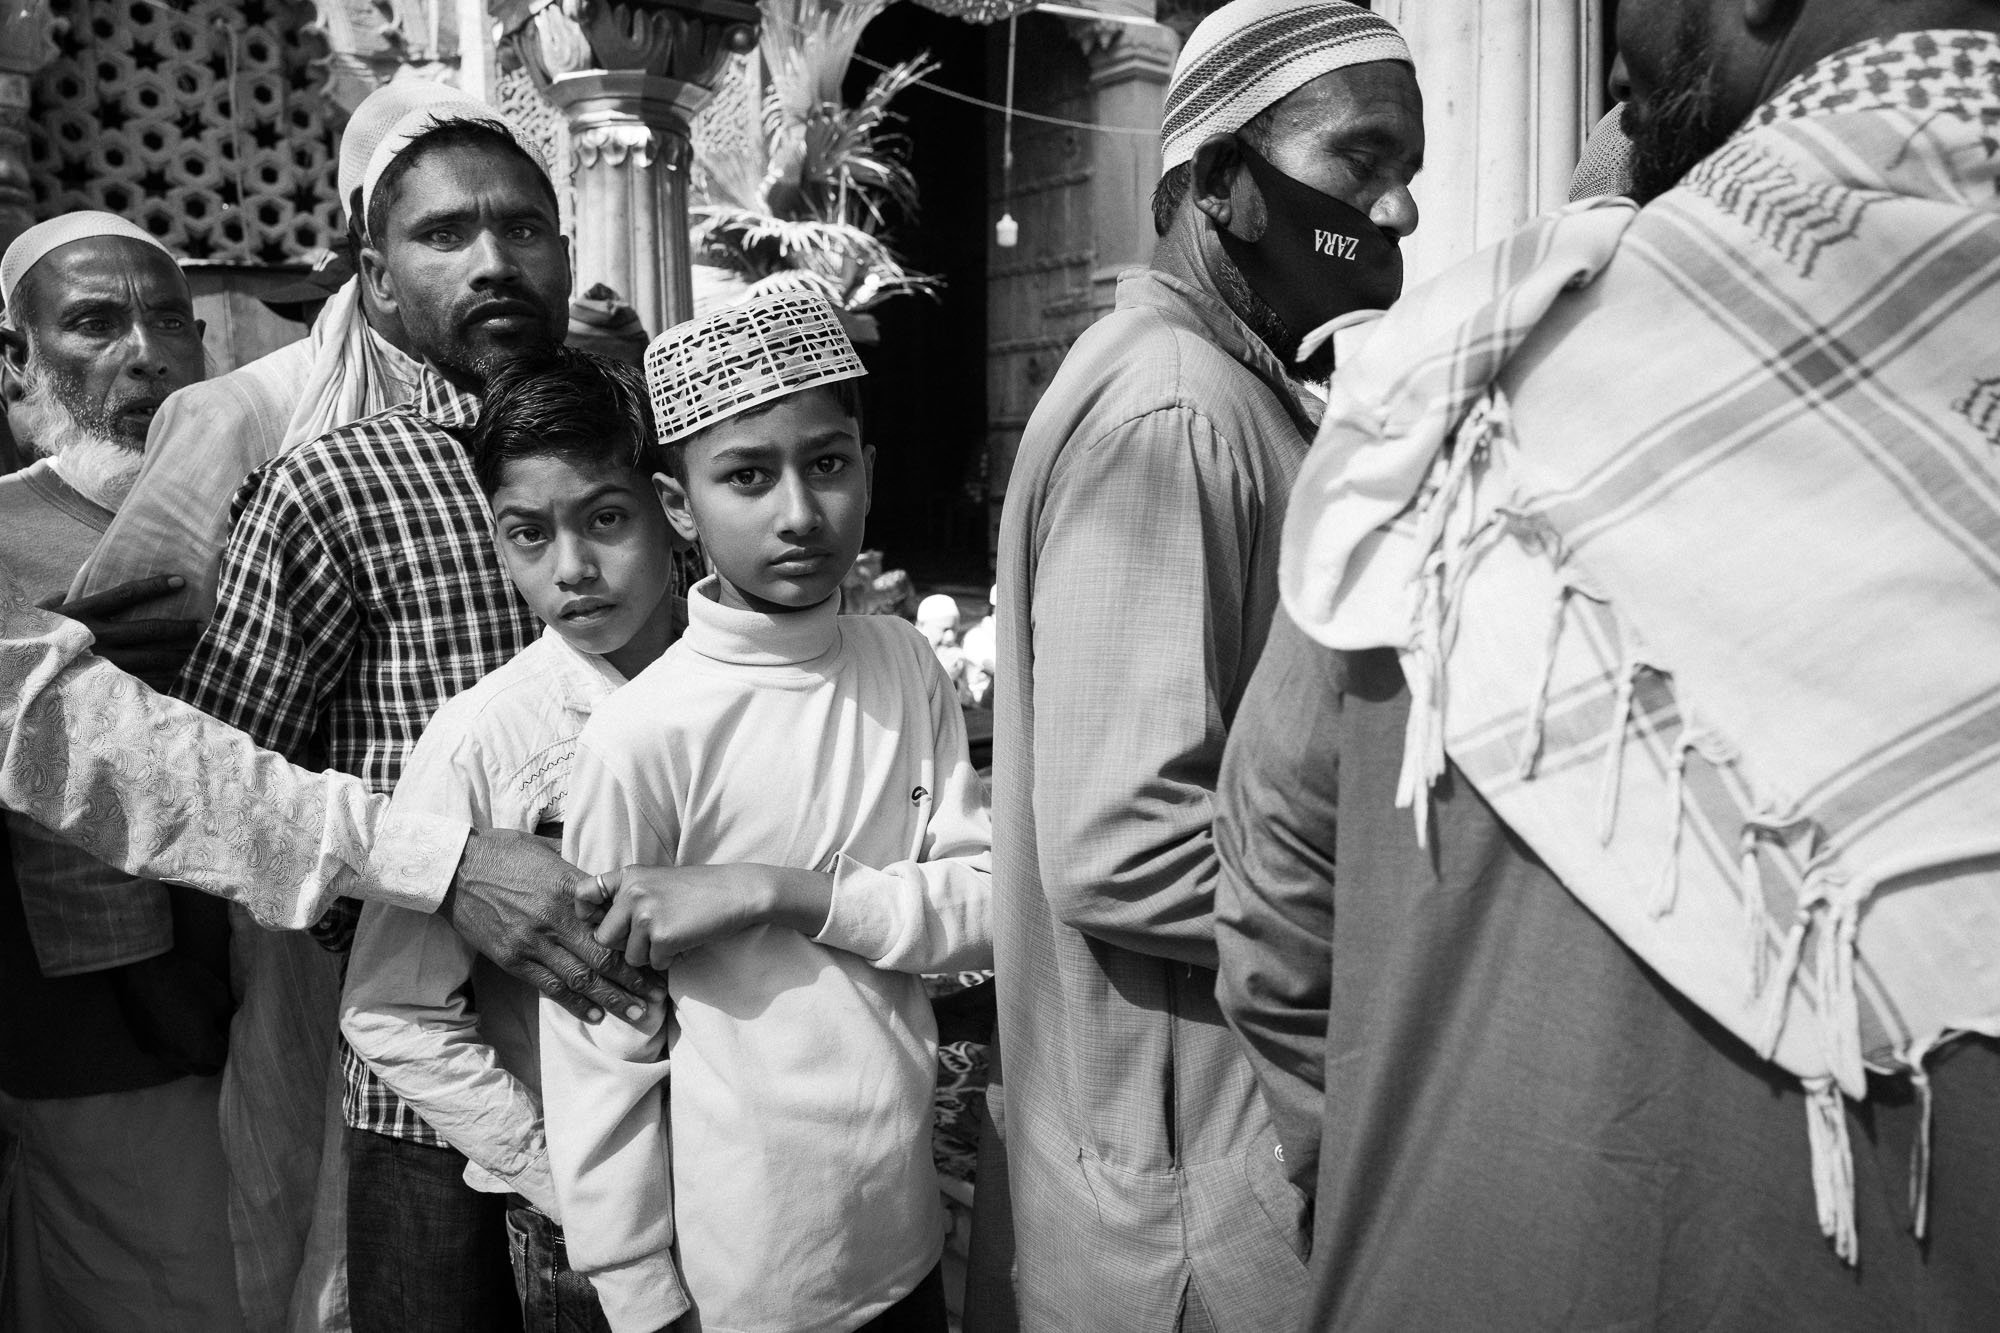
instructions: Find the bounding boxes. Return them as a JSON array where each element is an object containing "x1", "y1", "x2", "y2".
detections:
[
  {"x1": 469, "y1": 346, "x2": 662, "y2": 496},
  {"x1": 365, "y1": 119, "x2": 557, "y2": 246},
  {"x1": 660, "y1": 376, "x2": 864, "y2": 483}
]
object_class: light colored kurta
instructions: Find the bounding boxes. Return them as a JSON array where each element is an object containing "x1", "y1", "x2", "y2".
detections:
[
  {"x1": 546, "y1": 581, "x2": 992, "y2": 1333},
  {"x1": 991, "y1": 267, "x2": 1318, "y2": 1331},
  {"x1": 0, "y1": 545, "x2": 461, "y2": 925},
  {"x1": 342, "y1": 628, "x2": 634, "y2": 1220}
]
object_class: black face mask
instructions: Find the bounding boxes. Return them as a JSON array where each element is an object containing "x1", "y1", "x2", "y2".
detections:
[{"x1": 1215, "y1": 139, "x2": 1403, "y2": 360}]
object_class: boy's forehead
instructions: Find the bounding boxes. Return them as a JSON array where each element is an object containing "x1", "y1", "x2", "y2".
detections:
[
  {"x1": 494, "y1": 449, "x2": 648, "y2": 502},
  {"x1": 683, "y1": 387, "x2": 857, "y2": 460}
]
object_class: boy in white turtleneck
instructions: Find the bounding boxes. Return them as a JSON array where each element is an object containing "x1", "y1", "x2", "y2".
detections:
[{"x1": 543, "y1": 292, "x2": 992, "y2": 1333}]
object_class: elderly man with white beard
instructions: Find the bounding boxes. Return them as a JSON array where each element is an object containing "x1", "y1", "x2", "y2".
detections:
[{"x1": 0, "y1": 210, "x2": 242, "y2": 1331}]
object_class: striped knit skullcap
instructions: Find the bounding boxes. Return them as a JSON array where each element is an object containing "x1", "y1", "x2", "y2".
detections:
[
  {"x1": 1161, "y1": 0, "x2": 1411, "y2": 175},
  {"x1": 1, "y1": 210, "x2": 176, "y2": 311},
  {"x1": 338, "y1": 78, "x2": 494, "y2": 220},
  {"x1": 645, "y1": 291, "x2": 867, "y2": 444}
]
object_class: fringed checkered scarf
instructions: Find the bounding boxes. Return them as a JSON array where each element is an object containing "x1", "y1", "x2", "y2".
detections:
[{"x1": 1281, "y1": 29, "x2": 2000, "y2": 1263}]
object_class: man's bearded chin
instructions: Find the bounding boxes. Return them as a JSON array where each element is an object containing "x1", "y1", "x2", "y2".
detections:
[
  {"x1": 1211, "y1": 245, "x2": 1336, "y2": 384},
  {"x1": 1625, "y1": 15, "x2": 1732, "y2": 205},
  {"x1": 17, "y1": 368, "x2": 145, "y2": 512}
]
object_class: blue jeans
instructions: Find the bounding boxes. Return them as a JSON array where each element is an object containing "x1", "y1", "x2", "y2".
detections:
[
  {"x1": 505, "y1": 1199, "x2": 613, "y2": 1333},
  {"x1": 346, "y1": 1128, "x2": 522, "y2": 1333}
]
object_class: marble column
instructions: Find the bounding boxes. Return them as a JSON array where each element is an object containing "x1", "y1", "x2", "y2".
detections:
[
  {"x1": 1072, "y1": 18, "x2": 1178, "y2": 315},
  {"x1": 496, "y1": 0, "x2": 757, "y2": 334},
  {"x1": 0, "y1": 0, "x2": 57, "y2": 252},
  {"x1": 1376, "y1": 0, "x2": 1605, "y2": 284}
]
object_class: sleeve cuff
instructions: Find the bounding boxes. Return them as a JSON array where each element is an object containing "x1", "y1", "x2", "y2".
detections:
[
  {"x1": 361, "y1": 811, "x2": 468, "y2": 914},
  {"x1": 585, "y1": 1250, "x2": 691, "y2": 1333},
  {"x1": 461, "y1": 1155, "x2": 561, "y2": 1219},
  {"x1": 813, "y1": 852, "x2": 899, "y2": 962}
]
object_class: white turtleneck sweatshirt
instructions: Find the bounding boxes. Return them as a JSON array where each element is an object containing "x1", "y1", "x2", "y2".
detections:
[{"x1": 542, "y1": 578, "x2": 993, "y2": 1333}]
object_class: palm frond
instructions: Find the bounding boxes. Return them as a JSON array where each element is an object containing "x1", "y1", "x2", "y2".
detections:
[{"x1": 692, "y1": 1, "x2": 942, "y2": 315}]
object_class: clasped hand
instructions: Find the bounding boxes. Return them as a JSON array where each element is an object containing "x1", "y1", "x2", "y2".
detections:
[
  {"x1": 42, "y1": 574, "x2": 204, "y2": 693},
  {"x1": 576, "y1": 863, "x2": 835, "y2": 970}
]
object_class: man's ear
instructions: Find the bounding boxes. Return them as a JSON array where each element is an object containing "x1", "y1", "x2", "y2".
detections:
[
  {"x1": 1189, "y1": 132, "x2": 1244, "y2": 232},
  {"x1": 655, "y1": 471, "x2": 700, "y2": 545},
  {"x1": 860, "y1": 442, "x2": 876, "y2": 517},
  {"x1": 1742, "y1": 0, "x2": 1784, "y2": 28},
  {"x1": 0, "y1": 322, "x2": 30, "y2": 399},
  {"x1": 358, "y1": 242, "x2": 398, "y2": 316}
]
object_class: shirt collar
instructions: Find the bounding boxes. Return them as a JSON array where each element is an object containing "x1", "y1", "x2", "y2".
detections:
[
  {"x1": 681, "y1": 575, "x2": 840, "y2": 668},
  {"x1": 1747, "y1": 29, "x2": 2000, "y2": 134},
  {"x1": 531, "y1": 625, "x2": 630, "y2": 717},
  {"x1": 1114, "y1": 268, "x2": 1323, "y2": 437},
  {"x1": 413, "y1": 365, "x2": 482, "y2": 431}
]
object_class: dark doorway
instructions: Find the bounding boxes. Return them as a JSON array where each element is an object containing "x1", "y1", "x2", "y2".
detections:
[{"x1": 849, "y1": 7, "x2": 992, "y2": 587}]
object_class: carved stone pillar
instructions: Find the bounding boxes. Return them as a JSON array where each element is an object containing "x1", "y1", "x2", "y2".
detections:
[
  {"x1": 1071, "y1": 19, "x2": 1178, "y2": 316},
  {"x1": 0, "y1": 0, "x2": 57, "y2": 252},
  {"x1": 496, "y1": 0, "x2": 757, "y2": 335},
  {"x1": 1375, "y1": 0, "x2": 1604, "y2": 285}
]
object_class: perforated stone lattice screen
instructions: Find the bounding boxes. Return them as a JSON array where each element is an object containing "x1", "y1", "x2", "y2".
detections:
[{"x1": 28, "y1": 0, "x2": 342, "y2": 264}]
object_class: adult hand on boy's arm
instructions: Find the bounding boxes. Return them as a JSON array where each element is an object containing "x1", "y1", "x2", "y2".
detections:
[
  {"x1": 445, "y1": 828, "x2": 667, "y2": 1023},
  {"x1": 579, "y1": 864, "x2": 833, "y2": 969}
]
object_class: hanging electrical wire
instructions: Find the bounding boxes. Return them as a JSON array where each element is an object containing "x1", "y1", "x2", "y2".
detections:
[
  {"x1": 995, "y1": 16, "x2": 1019, "y2": 247},
  {"x1": 848, "y1": 49, "x2": 1158, "y2": 137}
]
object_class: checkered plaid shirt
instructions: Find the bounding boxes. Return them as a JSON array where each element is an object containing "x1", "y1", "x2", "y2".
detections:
[{"x1": 179, "y1": 369, "x2": 540, "y2": 1145}]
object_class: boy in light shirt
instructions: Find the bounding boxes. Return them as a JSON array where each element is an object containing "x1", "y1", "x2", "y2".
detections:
[
  {"x1": 547, "y1": 292, "x2": 993, "y2": 1333},
  {"x1": 338, "y1": 347, "x2": 683, "y2": 1329}
]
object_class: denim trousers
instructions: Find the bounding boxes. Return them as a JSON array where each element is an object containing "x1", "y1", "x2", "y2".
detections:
[
  {"x1": 346, "y1": 1127, "x2": 523, "y2": 1333},
  {"x1": 504, "y1": 1198, "x2": 614, "y2": 1333}
]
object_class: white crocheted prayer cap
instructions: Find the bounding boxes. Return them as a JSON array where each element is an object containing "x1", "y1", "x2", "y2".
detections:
[
  {"x1": 359, "y1": 98, "x2": 539, "y2": 232},
  {"x1": 338, "y1": 78, "x2": 494, "y2": 218},
  {"x1": 1160, "y1": 0, "x2": 1411, "y2": 174},
  {"x1": 1, "y1": 210, "x2": 176, "y2": 311},
  {"x1": 645, "y1": 292, "x2": 867, "y2": 444},
  {"x1": 1569, "y1": 104, "x2": 1636, "y2": 202}
]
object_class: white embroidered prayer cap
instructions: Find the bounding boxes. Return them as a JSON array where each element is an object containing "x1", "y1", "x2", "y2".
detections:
[
  {"x1": 337, "y1": 78, "x2": 496, "y2": 220},
  {"x1": 1160, "y1": 0, "x2": 1411, "y2": 175},
  {"x1": 357, "y1": 96, "x2": 543, "y2": 234},
  {"x1": 917, "y1": 594, "x2": 961, "y2": 635},
  {"x1": 1, "y1": 210, "x2": 177, "y2": 312},
  {"x1": 645, "y1": 291, "x2": 867, "y2": 443}
]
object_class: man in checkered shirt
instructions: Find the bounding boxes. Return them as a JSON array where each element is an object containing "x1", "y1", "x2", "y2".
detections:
[{"x1": 180, "y1": 107, "x2": 576, "y2": 1332}]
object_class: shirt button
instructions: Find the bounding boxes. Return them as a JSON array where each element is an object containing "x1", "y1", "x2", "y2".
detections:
[{"x1": 1273, "y1": 1144, "x2": 1285, "y2": 1162}]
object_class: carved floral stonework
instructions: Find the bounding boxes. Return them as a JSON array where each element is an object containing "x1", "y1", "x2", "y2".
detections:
[
  {"x1": 572, "y1": 118, "x2": 674, "y2": 168},
  {"x1": 495, "y1": 0, "x2": 755, "y2": 88},
  {"x1": 312, "y1": 0, "x2": 463, "y2": 112},
  {"x1": 492, "y1": 0, "x2": 756, "y2": 332}
]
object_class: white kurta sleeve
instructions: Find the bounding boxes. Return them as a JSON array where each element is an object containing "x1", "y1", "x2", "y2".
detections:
[
  {"x1": 340, "y1": 721, "x2": 556, "y2": 1214},
  {"x1": 817, "y1": 635, "x2": 994, "y2": 974},
  {"x1": 0, "y1": 567, "x2": 463, "y2": 929},
  {"x1": 541, "y1": 732, "x2": 688, "y2": 1333}
]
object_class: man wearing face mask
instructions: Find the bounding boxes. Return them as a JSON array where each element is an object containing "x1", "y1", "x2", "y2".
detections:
[
  {"x1": 1218, "y1": 0, "x2": 2000, "y2": 1327},
  {"x1": 982, "y1": 2, "x2": 1421, "y2": 1328}
]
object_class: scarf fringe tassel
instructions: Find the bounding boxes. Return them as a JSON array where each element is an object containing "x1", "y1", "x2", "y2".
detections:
[{"x1": 1803, "y1": 1075, "x2": 1859, "y2": 1265}]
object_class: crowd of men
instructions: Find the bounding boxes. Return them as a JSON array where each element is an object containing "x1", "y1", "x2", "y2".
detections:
[{"x1": 0, "y1": 0, "x2": 1996, "y2": 1328}]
